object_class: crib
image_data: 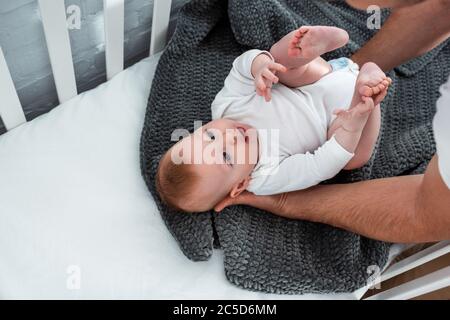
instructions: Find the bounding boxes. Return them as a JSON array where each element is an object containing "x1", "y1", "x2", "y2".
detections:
[{"x1": 0, "y1": 0, "x2": 448, "y2": 300}]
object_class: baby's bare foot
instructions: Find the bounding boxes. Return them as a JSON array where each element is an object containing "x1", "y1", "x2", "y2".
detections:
[
  {"x1": 357, "y1": 62, "x2": 392, "y2": 105},
  {"x1": 288, "y1": 26, "x2": 349, "y2": 58}
]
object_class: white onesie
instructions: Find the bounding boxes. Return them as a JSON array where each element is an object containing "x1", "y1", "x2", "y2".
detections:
[{"x1": 211, "y1": 49, "x2": 358, "y2": 195}]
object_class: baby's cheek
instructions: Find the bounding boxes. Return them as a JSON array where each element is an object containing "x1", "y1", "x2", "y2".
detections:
[{"x1": 246, "y1": 140, "x2": 259, "y2": 166}]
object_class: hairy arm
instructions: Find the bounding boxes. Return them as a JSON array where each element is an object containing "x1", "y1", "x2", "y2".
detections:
[
  {"x1": 215, "y1": 156, "x2": 450, "y2": 242},
  {"x1": 348, "y1": 0, "x2": 450, "y2": 71}
]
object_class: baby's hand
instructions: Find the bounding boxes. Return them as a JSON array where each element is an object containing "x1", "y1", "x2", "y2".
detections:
[
  {"x1": 333, "y1": 97, "x2": 375, "y2": 133},
  {"x1": 252, "y1": 56, "x2": 287, "y2": 102}
]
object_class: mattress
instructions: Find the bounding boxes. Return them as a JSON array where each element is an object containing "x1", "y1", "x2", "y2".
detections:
[{"x1": 0, "y1": 53, "x2": 405, "y2": 299}]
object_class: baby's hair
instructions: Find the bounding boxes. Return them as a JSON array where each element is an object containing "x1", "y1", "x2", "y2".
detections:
[{"x1": 155, "y1": 154, "x2": 198, "y2": 213}]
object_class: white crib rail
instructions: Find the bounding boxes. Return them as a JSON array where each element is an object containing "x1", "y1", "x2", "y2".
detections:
[
  {"x1": 150, "y1": 0, "x2": 173, "y2": 56},
  {"x1": 364, "y1": 241, "x2": 450, "y2": 300},
  {"x1": 0, "y1": 47, "x2": 26, "y2": 131},
  {"x1": 1, "y1": 0, "x2": 172, "y2": 131},
  {"x1": 38, "y1": 0, "x2": 78, "y2": 104},
  {"x1": 104, "y1": 0, "x2": 124, "y2": 80},
  {"x1": 379, "y1": 241, "x2": 450, "y2": 284},
  {"x1": 366, "y1": 266, "x2": 450, "y2": 300}
]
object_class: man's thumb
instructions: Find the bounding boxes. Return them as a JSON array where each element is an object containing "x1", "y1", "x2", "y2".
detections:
[{"x1": 214, "y1": 196, "x2": 235, "y2": 212}]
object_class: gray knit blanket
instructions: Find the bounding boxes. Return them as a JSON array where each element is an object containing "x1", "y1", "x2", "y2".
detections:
[{"x1": 140, "y1": 0, "x2": 450, "y2": 294}]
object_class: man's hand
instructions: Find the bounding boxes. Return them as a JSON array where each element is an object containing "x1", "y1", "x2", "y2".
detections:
[
  {"x1": 251, "y1": 54, "x2": 287, "y2": 102},
  {"x1": 215, "y1": 155, "x2": 450, "y2": 242},
  {"x1": 214, "y1": 190, "x2": 292, "y2": 217}
]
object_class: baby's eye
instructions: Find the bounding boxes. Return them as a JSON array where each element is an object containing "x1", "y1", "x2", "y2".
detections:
[
  {"x1": 223, "y1": 152, "x2": 232, "y2": 164},
  {"x1": 206, "y1": 130, "x2": 215, "y2": 141}
]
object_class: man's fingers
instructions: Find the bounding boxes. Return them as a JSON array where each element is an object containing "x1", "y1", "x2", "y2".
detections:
[
  {"x1": 214, "y1": 195, "x2": 241, "y2": 212},
  {"x1": 214, "y1": 191, "x2": 287, "y2": 216},
  {"x1": 214, "y1": 192, "x2": 260, "y2": 212}
]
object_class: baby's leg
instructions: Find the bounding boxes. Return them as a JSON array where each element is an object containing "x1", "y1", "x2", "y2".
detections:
[
  {"x1": 348, "y1": 63, "x2": 391, "y2": 169},
  {"x1": 328, "y1": 97, "x2": 375, "y2": 166},
  {"x1": 328, "y1": 62, "x2": 391, "y2": 170},
  {"x1": 341, "y1": 102, "x2": 381, "y2": 169},
  {"x1": 270, "y1": 26, "x2": 349, "y2": 87}
]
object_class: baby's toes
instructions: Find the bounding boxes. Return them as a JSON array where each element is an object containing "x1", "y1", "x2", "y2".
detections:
[
  {"x1": 359, "y1": 84, "x2": 374, "y2": 97},
  {"x1": 291, "y1": 29, "x2": 306, "y2": 45},
  {"x1": 291, "y1": 30, "x2": 302, "y2": 44},
  {"x1": 385, "y1": 77, "x2": 393, "y2": 86},
  {"x1": 298, "y1": 26, "x2": 309, "y2": 34},
  {"x1": 371, "y1": 84, "x2": 382, "y2": 95},
  {"x1": 289, "y1": 37, "x2": 299, "y2": 49},
  {"x1": 295, "y1": 28, "x2": 305, "y2": 37}
]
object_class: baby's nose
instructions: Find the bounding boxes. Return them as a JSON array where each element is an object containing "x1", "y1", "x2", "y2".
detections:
[{"x1": 225, "y1": 129, "x2": 239, "y2": 145}]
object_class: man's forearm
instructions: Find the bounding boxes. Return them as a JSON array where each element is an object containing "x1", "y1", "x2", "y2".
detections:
[
  {"x1": 214, "y1": 157, "x2": 450, "y2": 242},
  {"x1": 278, "y1": 175, "x2": 441, "y2": 242},
  {"x1": 350, "y1": 0, "x2": 450, "y2": 71}
]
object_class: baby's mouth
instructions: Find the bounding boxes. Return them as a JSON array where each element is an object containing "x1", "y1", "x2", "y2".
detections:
[{"x1": 236, "y1": 126, "x2": 248, "y2": 143}]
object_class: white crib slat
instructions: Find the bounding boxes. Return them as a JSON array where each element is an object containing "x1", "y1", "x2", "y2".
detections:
[
  {"x1": 380, "y1": 241, "x2": 450, "y2": 285},
  {"x1": 104, "y1": 0, "x2": 124, "y2": 80},
  {"x1": 149, "y1": 0, "x2": 172, "y2": 56},
  {"x1": 38, "y1": 0, "x2": 77, "y2": 103},
  {"x1": 366, "y1": 266, "x2": 450, "y2": 300},
  {"x1": 0, "y1": 47, "x2": 26, "y2": 131}
]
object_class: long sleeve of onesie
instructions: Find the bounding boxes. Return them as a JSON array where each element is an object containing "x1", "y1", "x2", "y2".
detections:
[
  {"x1": 248, "y1": 135, "x2": 354, "y2": 195},
  {"x1": 211, "y1": 49, "x2": 273, "y2": 119}
]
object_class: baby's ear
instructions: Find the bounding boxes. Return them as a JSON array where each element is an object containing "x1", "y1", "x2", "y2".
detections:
[{"x1": 229, "y1": 176, "x2": 251, "y2": 198}]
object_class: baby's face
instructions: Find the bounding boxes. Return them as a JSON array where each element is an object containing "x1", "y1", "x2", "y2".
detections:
[{"x1": 170, "y1": 118, "x2": 259, "y2": 208}]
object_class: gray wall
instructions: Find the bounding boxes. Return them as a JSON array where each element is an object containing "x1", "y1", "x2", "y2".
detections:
[{"x1": 0, "y1": 0, "x2": 188, "y2": 134}]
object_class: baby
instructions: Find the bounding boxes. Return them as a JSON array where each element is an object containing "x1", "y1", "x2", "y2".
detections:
[{"x1": 156, "y1": 26, "x2": 391, "y2": 212}]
